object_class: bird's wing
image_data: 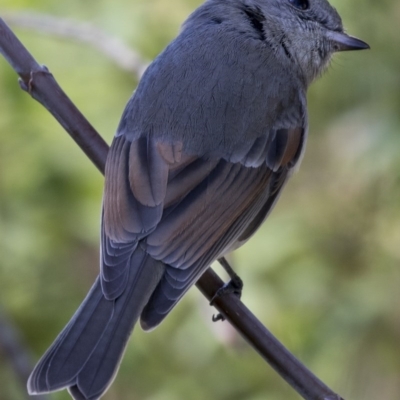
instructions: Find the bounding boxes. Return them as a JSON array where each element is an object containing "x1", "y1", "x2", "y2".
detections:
[
  {"x1": 101, "y1": 135, "x2": 169, "y2": 300},
  {"x1": 101, "y1": 125, "x2": 305, "y2": 328}
]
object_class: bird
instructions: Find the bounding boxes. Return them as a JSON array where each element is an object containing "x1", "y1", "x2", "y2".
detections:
[{"x1": 27, "y1": 0, "x2": 369, "y2": 399}]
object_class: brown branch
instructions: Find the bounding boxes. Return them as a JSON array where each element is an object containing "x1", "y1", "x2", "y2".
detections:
[
  {"x1": 0, "y1": 17, "x2": 344, "y2": 400},
  {"x1": 0, "y1": 16, "x2": 108, "y2": 174}
]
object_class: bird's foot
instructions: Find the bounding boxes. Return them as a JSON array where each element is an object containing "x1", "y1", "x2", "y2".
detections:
[{"x1": 210, "y1": 258, "x2": 243, "y2": 322}]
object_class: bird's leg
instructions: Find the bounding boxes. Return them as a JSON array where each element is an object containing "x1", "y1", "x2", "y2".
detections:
[{"x1": 210, "y1": 257, "x2": 243, "y2": 322}]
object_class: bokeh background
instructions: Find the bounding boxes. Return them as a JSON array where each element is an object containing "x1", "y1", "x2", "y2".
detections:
[{"x1": 0, "y1": 0, "x2": 399, "y2": 399}]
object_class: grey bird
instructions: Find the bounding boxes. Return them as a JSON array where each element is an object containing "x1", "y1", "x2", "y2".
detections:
[{"x1": 28, "y1": 0, "x2": 369, "y2": 399}]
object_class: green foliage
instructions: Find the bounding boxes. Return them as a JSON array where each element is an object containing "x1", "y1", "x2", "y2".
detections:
[{"x1": 0, "y1": 1, "x2": 399, "y2": 399}]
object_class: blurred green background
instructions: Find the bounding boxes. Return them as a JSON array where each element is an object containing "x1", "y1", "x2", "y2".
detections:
[{"x1": 0, "y1": 0, "x2": 399, "y2": 399}]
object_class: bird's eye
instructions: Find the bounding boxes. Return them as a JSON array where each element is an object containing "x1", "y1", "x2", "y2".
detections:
[{"x1": 288, "y1": 0, "x2": 309, "y2": 10}]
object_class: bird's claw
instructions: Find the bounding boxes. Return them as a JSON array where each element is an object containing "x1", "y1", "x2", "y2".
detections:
[{"x1": 210, "y1": 274, "x2": 243, "y2": 322}]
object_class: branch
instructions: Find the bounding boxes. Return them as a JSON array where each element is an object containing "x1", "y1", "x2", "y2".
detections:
[
  {"x1": 0, "y1": 308, "x2": 49, "y2": 400},
  {"x1": 2, "y1": 11, "x2": 149, "y2": 78},
  {"x1": 0, "y1": 17, "x2": 344, "y2": 400}
]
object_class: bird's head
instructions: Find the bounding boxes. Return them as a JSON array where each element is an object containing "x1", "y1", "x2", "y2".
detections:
[{"x1": 237, "y1": 0, "x2": 369, "y2": 84}]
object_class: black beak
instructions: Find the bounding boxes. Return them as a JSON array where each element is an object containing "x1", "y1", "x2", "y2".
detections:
[{"x1": 327, "y1": 31, "x2": 370, "y2": 52}]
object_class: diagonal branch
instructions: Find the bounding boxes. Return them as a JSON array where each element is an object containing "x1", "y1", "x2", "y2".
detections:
[
  {"x1": 0, "y1": 308, "x2": 49, "y2": 400},
  {"x1": 2, "y1": 11, "x2": 149, "y2": 78},
  {"x1": 0, "y1": 16, "x2": 344, "y2": 400}
]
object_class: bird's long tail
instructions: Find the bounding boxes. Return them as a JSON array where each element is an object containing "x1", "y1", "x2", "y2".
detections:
[{"x1": 27, "y1": 247, "x2": 164, "y2": 400}]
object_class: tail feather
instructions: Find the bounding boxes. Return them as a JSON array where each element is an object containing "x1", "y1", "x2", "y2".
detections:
[{"x1": 28, "y1": 247, "x2": 164, "y2": 400}]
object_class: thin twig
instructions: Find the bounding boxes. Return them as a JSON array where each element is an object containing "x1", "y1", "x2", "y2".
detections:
[
  {"x1": 2, "y1": 11, "x2": 149, "y2": 78},
  {"x1": 0, "y1": 308, "x2": 49, "y2": 400},
  {"x1": 0, "y1": 17, "x2": 344, "y2": 400}
]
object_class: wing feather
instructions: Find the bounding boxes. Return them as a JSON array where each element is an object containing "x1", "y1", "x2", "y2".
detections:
[{"x1": 101, "y1": 125, "x2": 304, "y2": 323}]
